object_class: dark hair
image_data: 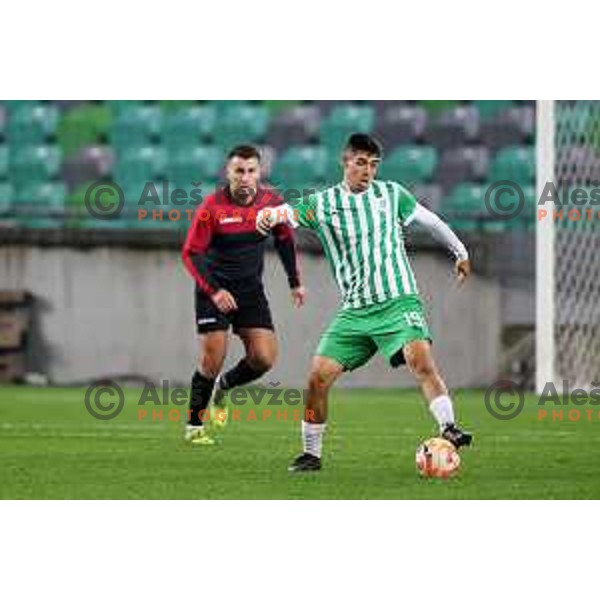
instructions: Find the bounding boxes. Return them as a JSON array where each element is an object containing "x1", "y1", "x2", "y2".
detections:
[
  {"x1": 227, "y1": 144, "x2": 261, "y2": 162},
  {"x1": 344, "y1": 133, "x2": 383, "y2": 157}
]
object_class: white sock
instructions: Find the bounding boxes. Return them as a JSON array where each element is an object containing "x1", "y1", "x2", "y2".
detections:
[
  {"x1": 429, "y1": 395, "x2": 455, "y2": 431},
  {"x1": 302, "y1": 421, "x2": 326, "y2": 458}
]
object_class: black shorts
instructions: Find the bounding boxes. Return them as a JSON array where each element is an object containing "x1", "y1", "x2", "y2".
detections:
[{"x1": 195, "y1": 286, "x2": 274, "y2": 334}]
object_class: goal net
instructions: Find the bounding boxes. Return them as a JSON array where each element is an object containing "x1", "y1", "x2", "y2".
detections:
[{"x1": 537, "y1": 100, "x2": 600, "y2": 392}]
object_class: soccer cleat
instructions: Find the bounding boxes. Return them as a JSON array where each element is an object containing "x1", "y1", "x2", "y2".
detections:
[
  {"x1": 288, "y1": 453, "x2": 322, "y2": 472},
  {"x1": 442, "y1": 424, "x2": 473, "y2": 449},
  {"x1": 210, "y1": 404, "x2": 229, "y2": 430},
  {"x1": 209, "y1": 376, "x2": 228, "y2": 430},
  {"x1": 184, "y1": 425, "x2": 215, "y2": 446}
]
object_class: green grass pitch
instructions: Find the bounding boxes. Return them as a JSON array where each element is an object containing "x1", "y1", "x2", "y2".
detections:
[{"x1": 1, "y1": 385, "x2": 599, "y2": 499}]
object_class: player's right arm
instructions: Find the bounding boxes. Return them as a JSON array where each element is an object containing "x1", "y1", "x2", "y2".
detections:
[{"x1": 182, "y1": 201, "x2": 238, "y2": 313}]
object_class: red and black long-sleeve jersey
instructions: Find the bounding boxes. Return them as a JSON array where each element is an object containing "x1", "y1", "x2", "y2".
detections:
[{"x1": 182, "y1": 186, "x2": 301, "y2": 296}]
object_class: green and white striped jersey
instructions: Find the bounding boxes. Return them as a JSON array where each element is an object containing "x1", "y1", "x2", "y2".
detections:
[{"x1": 293, "y1": 180, "x2": 420, "y2": 309}]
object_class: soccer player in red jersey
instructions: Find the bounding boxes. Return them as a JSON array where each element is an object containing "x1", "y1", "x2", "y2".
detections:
[{"x1": 182, "y1": 145, "x2": 305, "y2": 444}]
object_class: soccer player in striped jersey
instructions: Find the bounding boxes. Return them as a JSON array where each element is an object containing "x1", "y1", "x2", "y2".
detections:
[{"x1": 256, "y1": 133, "x2": 473, "y2": 471}]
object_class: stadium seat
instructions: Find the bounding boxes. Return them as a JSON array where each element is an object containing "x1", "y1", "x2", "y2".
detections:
[
  {"x1": 57, "y1": 103, "x2": 112, "y2": 157},
  {"x1": 13, "y1": 182, "x2": 66, "y2": 228},
  {"x1": 425, "y1": 105, "x2": 480, "y2": 149},
  {"x1": 62, "y1": 145, "x2": 114, "y2": 191},
  {"x1": 412, "y1": 184, "x2": 443, "y2": 213},
  {"x1": 212, "y1": 104, "x2": 269, "y2": 149},
  {"x1": 413, "y1": 183, "x2": 443, "y2": 213},
  {"x1": 162, "y1": 105, "x2": 218, "y2": 148},
  {"x1": 266, "y1": 105, "x2": 320, "y2": 151},
  {"x1": 0, "y1": 104, "x2": 6, "y2": 140},
  {"x1": 445, "y1": 182, "x2": 487, "y2": 215},
  {"x1": 0, "y1": 182, "x2": 14, "y2": 215},
  {"x1": 110, "y1": 105, "x2": 162, "y2": 150},
  {"x1": 9, "y1": 145, "x2": 62, "y2": 187},
  {"x1": 158, "y1": 100, "x2": 198, "y2": 112},
  {"x1": 378, "y1": 145, "x2": 438, "y2": 186},
  {"x1": 166, "y1": 145, "x2": 222, "y2": 188},
  {"x1": 436, "y1": 147, "x2": 489, "y2": 191},
  {"x1": 417, "y1": 100, "x2": 460, "y2": 115},
  {"x1": 6, "y1": 103, "x2": 59, "y2": 145},
  {"x1": 0, "y1": 145, "x2": 8, "y2": 179},
  {"x1": 114, "y1": 146, "x2": 167, "y2": 188},
  {"x1": 556, "y1": 145, "x2": 600, "y2": 186},
  {"x1": 374, "y1": 105, "x2": 427, "y2": 147},
  {"x1": 489, "y1": 146, "x2": 535, "y2": 184},
  {"x1": 480, "y1": 106, "x2": 535, "y2": 151},
  {"x1": 474, "y1": 100, "x2": 515, "y2": 120},
  {"x1": 272, "y1": 145, "x2": 329, "y2": 189},
  {"x1": 320, "y1": 104, "x2": 375, "y2": 151}
]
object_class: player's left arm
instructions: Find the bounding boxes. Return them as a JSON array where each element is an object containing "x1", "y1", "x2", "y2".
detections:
[
  {"x1": 406, "y1": 202, "x2": 471, "y2": 283},
  {"x1": 272, "y1": 222, "x2": 306, "y2": 307}
]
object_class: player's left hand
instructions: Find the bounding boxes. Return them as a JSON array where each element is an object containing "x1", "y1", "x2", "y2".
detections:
[
  {"x1": 291, "y1": 286, "x2": 306, "y2": 308},
  {"x1": 455, "y1": 258, "x2": 471, "y2": 284},
  {"x1": 256, "y1": 208, "x2": 275, "y2": 235}
]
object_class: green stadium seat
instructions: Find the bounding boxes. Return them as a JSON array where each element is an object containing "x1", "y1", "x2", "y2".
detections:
[
  {"x1": 158, "y1": 100, "x2": 198, "y2": 112},
  {"x1": 489, "y1": 146, "x2": 535, "y2": 184},
  {"x1": 162, "y1": 106, "x2": 218, "y2": 148},
  {"x1": 417, "y1": 100, "x2": 460, "y2": 115},
  {"x1": 474, "y1": 101, "x2": 516, "y2": 119},
  {"x1": 9, "y1": 145, "x2": 62, "y2": 187},
  {"x1": 166, "y1": 146, "x2": 222, "y2": 187},
  {"x1": 57, "y1": 104, "x2": 112, "y2": 157},
  {"x1": 212, "y1": 104, "x2": 269, "y2": 149},
  {"x1": 114, "y1": 146, "x2": 167, "y2": 188},
  {"x1": 0, "y1": 182, "x2": 14, "y2": 215},
  {"x1": 272, "y1": 146, "x2": 329, "y2": 189},
  {"x1": 111, "y1": 105, "x2": 162, "y2": 150},
  {"x1": 0, "y1": 145, "x2": 8, "y2": 178},
  {"x1": 7, "y1": 103, "x2": 59, "y2": 145},
  {"x1": 320, "y1": 104, "x2": 375, "y2": 151},
  {"x1": 13, "y1": 182, "x2": 66, "y2": 228},
  {"x1": 14, "y1": 181, "x2": 66, "y2": 206},
  {"x1": 445, "y1": 183, "x2": 486, "y2": 214},
  {"x1": 378, "y1": 145, "x2": 437, "y2": 185}
]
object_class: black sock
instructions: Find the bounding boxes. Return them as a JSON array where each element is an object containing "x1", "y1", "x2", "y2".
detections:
[
  {"x1": 221, "y1": 358, "x2": 268, "y2": 390},
  {"x1": 188, "y1": 370, "x2": 216, "y2": 426}
]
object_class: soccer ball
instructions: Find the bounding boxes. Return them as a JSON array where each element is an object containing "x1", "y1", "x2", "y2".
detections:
[{"x1": 415, "y1": 437, "x2": 461, "y2": 478}]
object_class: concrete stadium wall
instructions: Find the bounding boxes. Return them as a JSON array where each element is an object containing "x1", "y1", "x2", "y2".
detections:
[{"x1": 0, "y1": 245, "x2": 502, "y2": 388}]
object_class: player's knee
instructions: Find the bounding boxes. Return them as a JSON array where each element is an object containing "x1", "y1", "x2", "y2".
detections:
[
  {"x1": 199, "y1": 353, "x2": 223, "y2": 379},
  {"x1": 309, "y1": 366, "x2": 336, "y2": 392},
  {"x1": 407, "y1": 355, "x2": 437, "y2": 381},
  {"x1": 246, "y1": 351, "x2": 275, "y2": 374}
]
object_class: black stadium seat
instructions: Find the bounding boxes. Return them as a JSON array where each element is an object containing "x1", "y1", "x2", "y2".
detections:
[
  {"x1": 375, "y1": 105, "x2": 427, "y2": 147},
  {"x1": 480, "y1": 105, "x2": 535, "y2": 151},
  {"x1": 425, "y1": 105, "x2": 480, "y2": 150},
  {"x1": 436, "y1": 146, "x2": 490, "y2": 191},
  {"x1": 266, "y1": 105, "x2": 320, "y2": 151}
]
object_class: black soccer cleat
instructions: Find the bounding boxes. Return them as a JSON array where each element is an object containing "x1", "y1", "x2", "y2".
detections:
[
  {"x1": 288, "y1": 453, "x2": 322, "y2": 472},
  {"x1": 442, "y1": 424, "x2": 473, "y2": 449}
]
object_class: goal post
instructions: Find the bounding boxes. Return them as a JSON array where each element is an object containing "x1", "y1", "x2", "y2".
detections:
[
  {"x1": 536, "y1": 100, "x2": 600, "y2": 393},
  {"x1": 536, "y1": 100, "x2": 555, "y2": 394}
]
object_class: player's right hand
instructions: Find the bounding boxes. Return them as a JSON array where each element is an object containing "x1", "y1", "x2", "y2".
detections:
[{"x1": 211, "y1": 289, "x2": 238, "y2": 313}]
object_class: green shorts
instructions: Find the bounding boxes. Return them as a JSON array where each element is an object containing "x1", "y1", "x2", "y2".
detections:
[{"x1": 316, "y1": 295, "x2": 431, "y2": 371}]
